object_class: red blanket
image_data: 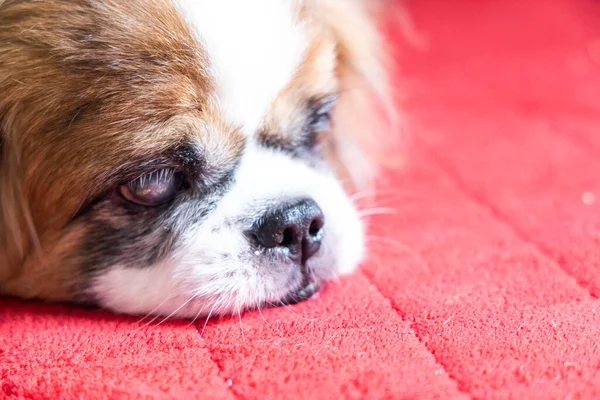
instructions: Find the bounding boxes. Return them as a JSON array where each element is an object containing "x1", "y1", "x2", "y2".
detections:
[{"x1": 2, "y1": 0, "x2": 600, "y2": 398}]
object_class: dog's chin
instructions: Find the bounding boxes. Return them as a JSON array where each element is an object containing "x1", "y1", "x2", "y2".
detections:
[{"x1": 281, "y1": 280, "x2": 322, "y2": 305}]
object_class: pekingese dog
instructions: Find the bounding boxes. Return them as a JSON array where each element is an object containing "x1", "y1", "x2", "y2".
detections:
[{"x1": 0, "y1": 0, "x2": 392, "y2": 319}]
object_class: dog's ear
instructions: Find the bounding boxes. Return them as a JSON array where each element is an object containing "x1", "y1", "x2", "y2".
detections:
[
  {"x1": 312, "y1": 0, "x2": 403, "y2": 192},
  {"x1": 0, "y1": 125, "x2": 8, "y2": 281},
  {"x1": 0, "y1": 114, "x2": 35, "y2": 284},
  {"x1": 0, "y1": 128, "x2": 16, "y2": 282},
  {"x1": 0, "y1": 1, "x2": 28, "y2": 283},
  {"x1": 0, "y1": 124, "x2": 16, "y2": 282}
]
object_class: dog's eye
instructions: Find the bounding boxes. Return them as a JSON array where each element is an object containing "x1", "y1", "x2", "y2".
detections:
[
  {"x1": 119, "y1": 168, "x2": 184, "y2": 206},
  {"x1": 309, "y1": 95, "x2": 337, "y2": 133}
]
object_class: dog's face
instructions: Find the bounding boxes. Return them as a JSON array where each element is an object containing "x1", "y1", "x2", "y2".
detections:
[{"x1": 0, "y1": 0, "x2": 388, "y2": 318}]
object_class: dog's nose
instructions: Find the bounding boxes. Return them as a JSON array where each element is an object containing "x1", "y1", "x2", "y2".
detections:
[{"x1": 252, "y1": 198, "x2": 324, "y2": 264}]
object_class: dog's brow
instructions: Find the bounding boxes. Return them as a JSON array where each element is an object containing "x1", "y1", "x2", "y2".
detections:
[{"x1": 113, "y1": 142, "x2": 204, "y2": 182}]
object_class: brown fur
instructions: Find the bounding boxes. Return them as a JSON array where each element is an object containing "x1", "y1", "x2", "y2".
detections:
[{"x1": 0, "y1": 0, "x2": 214, "y2": 297}]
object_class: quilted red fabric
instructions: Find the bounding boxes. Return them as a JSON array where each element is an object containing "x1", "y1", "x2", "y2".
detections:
[{"x1": 2, "y1": 0, "x2": 600, "y2": 398}]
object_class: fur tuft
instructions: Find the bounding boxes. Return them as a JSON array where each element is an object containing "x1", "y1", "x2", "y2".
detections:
[{"x1": 308, "y1": 0, "x2": 404, "y2": 193}]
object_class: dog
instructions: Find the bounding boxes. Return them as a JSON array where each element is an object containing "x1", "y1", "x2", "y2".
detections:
[{"x1": 0, "y1": 0, "x2": 392, "y2": 319}]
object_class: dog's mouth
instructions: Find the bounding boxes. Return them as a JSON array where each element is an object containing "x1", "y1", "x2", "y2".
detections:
[
  {"x1": 257, "y1": 277, "x2": 322, "y2": 309},
  {"x1": 280, "y1": 278, "x2": 322, "y2": 306}
]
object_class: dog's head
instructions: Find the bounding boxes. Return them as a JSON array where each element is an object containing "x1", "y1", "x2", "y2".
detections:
[{"x1": 0, "y1": 0, "x2": 391, "y2": 318}]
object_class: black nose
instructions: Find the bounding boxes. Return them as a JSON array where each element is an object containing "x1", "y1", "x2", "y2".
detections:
[{"x1": 251, "y1": 198, "x2": 324, "y2": 264}]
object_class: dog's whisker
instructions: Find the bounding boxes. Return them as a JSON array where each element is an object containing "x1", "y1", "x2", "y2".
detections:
[
  {"x1": 275, "y1": 300, "x2": 302, "y2": 316},
  {"x1": 236, "y1": 306, "x2": 246, "y2": 342},
  {"x1": 147, "y1": 294, "x2": 197, "y2": 331},
  {"x1": 199, "y1": 300, "x2": 220, "y2": 338},
  {"x1": 358, "y1": 207, "x2": 398, "y2": 218},
  {"x1": 351, "y1": 187, "x2": 431, "y2": 204},
  {"x1": 256, "y1": 303, "x2": 270, "y2": 327},
  {"x1": 133, "y1": 293, "x2": 178, "y2": 329},
  {"x1": 270, "y1": 299, "x2": 321, "y2": 322},
  {"x1": 187, "y1": 302, "x2": 209, "y2": 328}
]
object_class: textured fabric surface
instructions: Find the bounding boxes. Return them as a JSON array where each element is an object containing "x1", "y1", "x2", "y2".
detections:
[{"x1": 2, "y1": 0, "x2": 600, "y2": 398}]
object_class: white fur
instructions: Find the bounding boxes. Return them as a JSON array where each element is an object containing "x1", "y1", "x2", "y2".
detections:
[
  {"x1": 94, "y1": 145, "x2": 364, "y2": 318},
  {"x1": 175, "y1": 0, "x2": 307, "y2": 135}
]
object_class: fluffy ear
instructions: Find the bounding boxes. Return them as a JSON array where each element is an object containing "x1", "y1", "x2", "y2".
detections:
[
  {"x1": 0, "y1": 126, "x2": 15, "y2": 281},
  {"x1": 314, "y1": 0, "x2": 403, "y2": 192},
  {"x1": 0, "y1": 1, "x2": 29, "y2": 283},
  {"x1": 0, "y1": 115, "x2": 36, "y2": 284}
]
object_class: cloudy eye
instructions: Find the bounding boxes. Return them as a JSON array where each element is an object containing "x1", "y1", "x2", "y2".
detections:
[
  {"x1": 119, "y1": 168, "x2": 184, "y2": 206},
  {"x1": 309, "y1": 95, "x2": 337, "y2": 133}
]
